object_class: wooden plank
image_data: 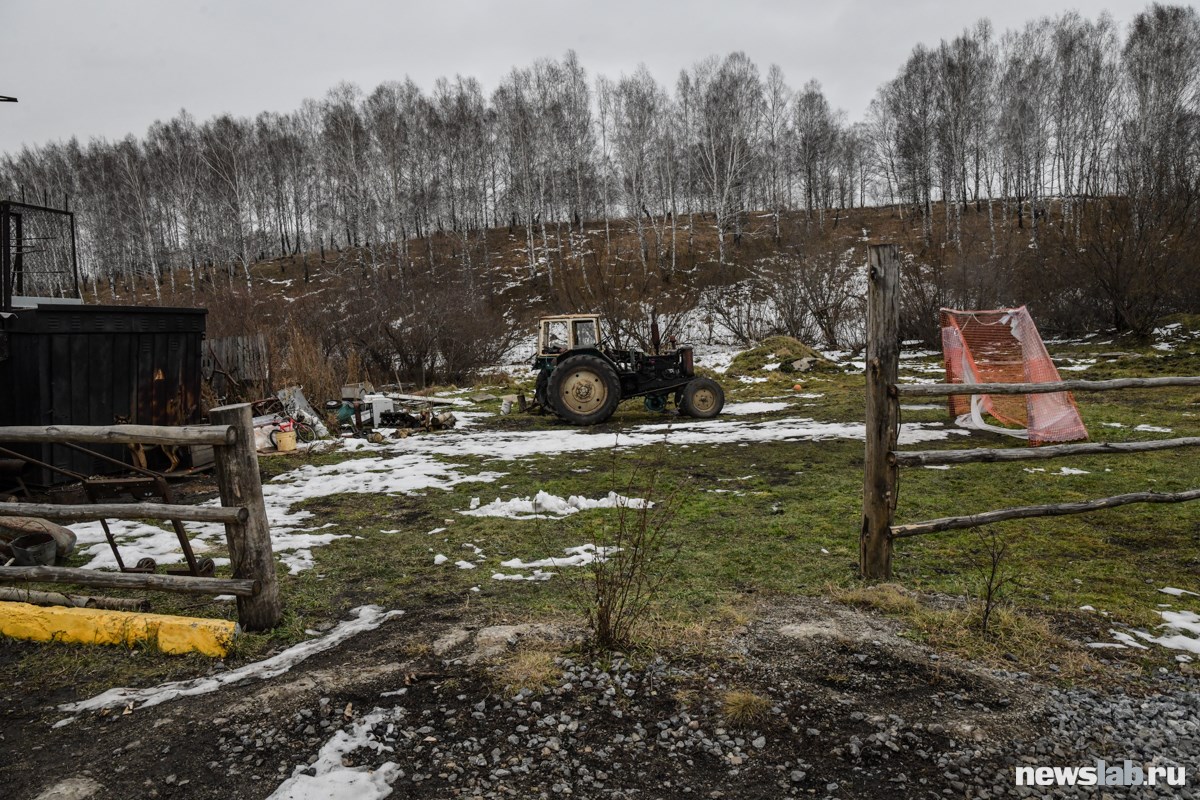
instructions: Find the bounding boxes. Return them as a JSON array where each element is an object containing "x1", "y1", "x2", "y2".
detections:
[
  {"x1": 209, "y1": 403, "x2": 281, "y2": 631},
  {"x1": 0, "y1": 423, "x2": 236, "y2": 446},
  {"x1": 861, "y1": 244, "x2": 900, "y2": 580},
  {"x1": 0, "y1": 565, "x2": 259, "y2": 596},
  {"x1": 893, "y1": 437, "x2": 1200, "y2": 467},
  {"x1": 0, "y1": 587, "x2": 150, "y2": 611},
  {"x1": 890, "y1": 489, "x2": 1200, "y2": 538},
  {"x1": 896, "y1": 376, "x2": 1200, "y2": 397},
  {"x1": 0, "y1": 501, "x2": 247, "y2": 523}
]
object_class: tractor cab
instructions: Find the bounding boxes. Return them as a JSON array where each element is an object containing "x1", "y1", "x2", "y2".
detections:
[{"x1": 538, "y1": 314, "x2": 601, "y2": 357}]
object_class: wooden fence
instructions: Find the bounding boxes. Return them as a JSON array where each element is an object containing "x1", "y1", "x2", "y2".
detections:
[
  {"x1": 0, "y1": 404, "x2": 282, "y2": 630},
  {"x1": 202, "y1": 334, "x2": 270, "y2": 399},
  {"x1": 860, "y1": 243, "x2": 1200, "y2": 579}
]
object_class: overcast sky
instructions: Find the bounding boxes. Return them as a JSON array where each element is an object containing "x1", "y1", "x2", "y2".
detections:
[{"x1": 0, "y1": 0, "x2": 1175, "y2": 154}]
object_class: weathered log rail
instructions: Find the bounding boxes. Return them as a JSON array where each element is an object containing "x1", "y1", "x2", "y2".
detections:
[
  {"x1": 0, "y1": 501, "x2": 248, "y2": 524},
  {"x1": 0, "y1": 404, "x2": 281, "y2": 630},
  {"x1": 895, "y1": 376, "x2": 1200, "y2": 397},
  {"x1": 859, "y1": 243, "x2": 1200, "y2": 580},
  {"x1": 0, "y1": 566, "x2": 259, "y2": 597},
  {"x1": 893, "y1": 437, "x2": 1200, "y2": 467},
  {"x1": 0, "y1": 424, "x2": 236, "y2": 447}
]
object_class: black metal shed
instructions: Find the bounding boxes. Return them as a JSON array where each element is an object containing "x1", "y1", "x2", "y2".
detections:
[{"x1": 0, "y1": 303, "x2": 207, "y2": 484}]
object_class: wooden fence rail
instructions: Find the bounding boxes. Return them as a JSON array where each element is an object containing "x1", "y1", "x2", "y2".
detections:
[
  {"x1": 0, "y1": 403, "x2": 281, "y2": 630},
  {"x1": 0, "y1": 424, "x2": 236, "y2": 447},
  {"x1": 890, "y1": 489, "x2": 1200, "y2": 538},
  {"x1": 896, "y1": 376, "x2": 1200, "y2": 397},
  {"x1": 893, "y1": 437, "x2": 1200, "y2": 467},
  {"x1": 859, "y1": 243, "x2": 1200, "y2": 579},
  {"x1": 0, "y1": 501, "x2": 247, "y2": 524},
  {"x1": 0, "y1": 566, "x2": 259, "y2": 597}
]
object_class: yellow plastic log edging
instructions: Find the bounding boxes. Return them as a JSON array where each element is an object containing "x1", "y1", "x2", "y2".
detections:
[{"x1": 0, "y1": 601, "x2": 238, "y2": 657}]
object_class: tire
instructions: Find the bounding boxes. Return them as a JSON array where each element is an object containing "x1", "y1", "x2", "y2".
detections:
[
  {"x1": 643, "y1": 394, "x2": 668, "y2": 413},
  {"x1": 549, "y1": 355, "x2": 622, "y2": 425},
  {"x1": 295, "y1": 422, "x2": 317, "y2": 443},
  {"x1": 680, "y1": 377, "x2": 724, "y2": 419}
]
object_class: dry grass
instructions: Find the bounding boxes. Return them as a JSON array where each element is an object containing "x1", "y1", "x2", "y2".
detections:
[
  {"x1": 721, "y1": 689, "x2": 772, "y2": 726},
  {"x1": 628, "y1": 601, "x2": 754, "y2": 659},
  {"x1": 492, "y1": 648, "x2": 560, "y2": 694},
  {"x1": 831, "y1": 584, "x2": 1105, "y2": 681},
  {"x1": 830, "y1": 582, "x2": 921, "y2": 614}
]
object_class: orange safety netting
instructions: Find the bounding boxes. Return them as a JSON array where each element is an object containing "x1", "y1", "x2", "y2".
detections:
[{"x1": 940, "y1": 307, "x2": 1088, "y2": 445}]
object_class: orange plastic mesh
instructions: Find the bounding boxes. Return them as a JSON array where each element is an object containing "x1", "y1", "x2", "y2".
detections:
[{"x1": 940, "y1": 307, "x2": 1088, "y2": 445}]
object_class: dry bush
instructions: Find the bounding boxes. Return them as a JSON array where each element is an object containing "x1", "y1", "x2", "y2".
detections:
[
  {"x1": 276, "y1": 319, "x2": 341, "y2": 407},
  {"x1": 575, "y1": 449, "x2": 684, "y2": 652}
]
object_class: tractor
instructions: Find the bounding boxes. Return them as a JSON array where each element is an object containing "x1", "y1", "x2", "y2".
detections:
[{"x1": 531, "y1": 314, "x2": 725, "y2": 425}]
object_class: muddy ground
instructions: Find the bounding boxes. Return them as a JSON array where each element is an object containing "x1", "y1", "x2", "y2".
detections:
[{"x1": 8, "y1": 597, "x2": 1190, "y2": 800}]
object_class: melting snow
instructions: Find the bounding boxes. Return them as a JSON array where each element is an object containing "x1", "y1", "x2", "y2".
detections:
[
  {"x1": 722, "y1": 401, "x2": 791, "y2": 415},
  {"x1": 461, "y1": 491, "x2": 650, "y2": 520},
  {"x1": 1135, "y1": 424, "x2": 1173, "y2": 434},
  {"x1": 268, "y1": 707, "x2": 404, "y2": 800},
  {"x1": 58, "y1": 606, "x2": 401, "y2": 718},
  {"x1": 500, "y1": 543, "x2": 618, "y2": 570}
]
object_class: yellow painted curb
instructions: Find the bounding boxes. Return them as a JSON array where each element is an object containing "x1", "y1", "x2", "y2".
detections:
[{"x1": 0, "y1": 601, "x2": 237, "y2": 657}]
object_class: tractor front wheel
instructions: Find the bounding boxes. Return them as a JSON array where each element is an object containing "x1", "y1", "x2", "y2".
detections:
[
  {"x1": 680, "y1": 377, "x2": 725, "y2": 419},
  {"x1": 549, "y1": 355, "x2": 622, "y2": 425}
]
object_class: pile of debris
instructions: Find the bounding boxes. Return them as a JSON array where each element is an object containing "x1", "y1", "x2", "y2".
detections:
[{"x1": 343, "y1": 384, "x2": 459, "y2": 434}]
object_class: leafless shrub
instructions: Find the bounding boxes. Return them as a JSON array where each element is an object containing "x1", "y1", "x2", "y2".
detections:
[{"x1": 576, "y1": 447, "x2": 684, "y2": 652}]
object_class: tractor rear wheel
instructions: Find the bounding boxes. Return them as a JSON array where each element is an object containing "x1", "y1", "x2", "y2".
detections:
[
  {"x1": 680, "y1": 377, "x2": 725, "y2": 419},
  {"x1": 549, "y1": 355, "x2": 622, "y2": 425}
]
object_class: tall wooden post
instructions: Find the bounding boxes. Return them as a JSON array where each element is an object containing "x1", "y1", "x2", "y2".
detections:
[
  {"x1": 861, "y1": 244, "x2": 901, "y2": 579},
  {"x1": 209, "y1": 403, "x2": 282, "y2": 630}
]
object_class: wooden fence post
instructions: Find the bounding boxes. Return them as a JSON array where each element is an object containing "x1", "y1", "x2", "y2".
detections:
[
  {"x1": 209, "y1": 403, "x2": 281, "y2": 630},
  {"x1": 861, "y1": 244, "x2": 901, "y2": 579}
]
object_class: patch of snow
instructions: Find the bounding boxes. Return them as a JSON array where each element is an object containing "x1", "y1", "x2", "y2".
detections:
[
  {"x1": 433, "y1": 554, "x2": 448, "y2": 565},
  {"x1": 1161, "y1": 587, "x2": 1200, "y2": 598},
  {"x1": 268, "y1": 707, "x2": 403, "y2": 800},
  {"x1": 1055, "y1": 467, "x2": 1090, "y2": 476},
  {"x1": 923, "y1": 465, "x2": 952, "y2": 470},
  {"x1": 461, "y1": 491, "x2": 650, "y2": 520},
  {"x1": 491, "y1": 571, "x2": 554, "y2": 581},
  {"x1": 1135, "y1": 424, "x2": 1173, "y2": 433},
  {"x1": 58, "y1": 606, "x2": 402, "y2": 717},
  {"x1": 722, "y1": 401, "x2": 792, "y2": 415},
  {"x1": 500, "y1": 543, "x2": 618, "y2": 570},
  {"x1": 738, "y1": 375, "x2": 769, "y2": 384}
]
